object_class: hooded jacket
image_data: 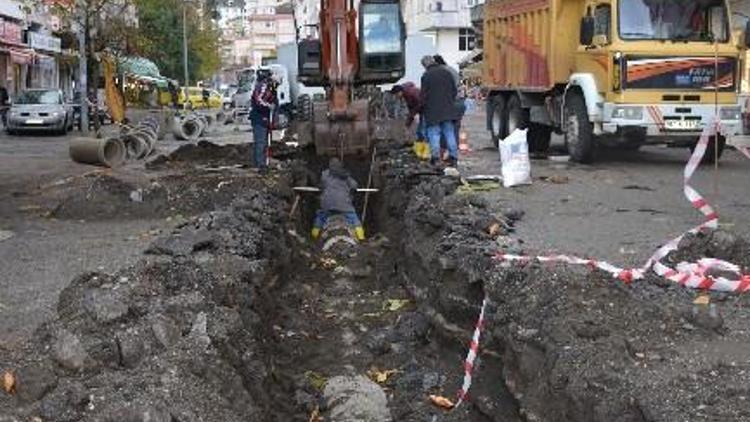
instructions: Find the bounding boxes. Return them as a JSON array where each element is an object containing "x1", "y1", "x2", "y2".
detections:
[
  {"x1": 320, "y1": 162, "x2": 358, "y2": 213},
  {"x1": 420, "y1": 64, "x2": 459, "y2": 126}
]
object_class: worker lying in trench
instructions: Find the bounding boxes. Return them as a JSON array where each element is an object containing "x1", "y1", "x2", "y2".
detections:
[{"x1": 311, "y1": 158, "x2": 366, "y2": 241}]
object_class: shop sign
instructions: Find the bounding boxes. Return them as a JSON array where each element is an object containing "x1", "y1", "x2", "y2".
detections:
[
  {"x1": 29, "y1": 32, "x2": 61, "y2": 53},
  {"x1": 0, "y1": 19, "x2": 23, "y2": 45}
]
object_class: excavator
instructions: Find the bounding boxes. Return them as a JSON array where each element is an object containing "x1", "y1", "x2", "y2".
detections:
[{"x1": 297, "y1": 0, "x2": 406, "y2": 157}]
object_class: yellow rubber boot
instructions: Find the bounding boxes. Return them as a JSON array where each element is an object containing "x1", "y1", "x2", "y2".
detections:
[
  {"x1": 354, "y1": 226, "x2": 366, "y2": 241},
  {"x1": 311, "y1": 227, "x2": 321, "y2": 240}
]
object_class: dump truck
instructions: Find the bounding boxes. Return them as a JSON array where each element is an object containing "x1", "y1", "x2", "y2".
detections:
[{"x1": 483, "y1": 0, "x2": 750, "y2": 163}]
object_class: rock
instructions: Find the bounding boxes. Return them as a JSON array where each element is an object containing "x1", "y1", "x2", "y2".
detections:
[
  {"x1": 151, "y1": 315, "x2": 181, "y2": 349},
  {"x1": 365, "y1": 329, "x2": 392, "y2": 355},
  {"x1": 421, "y1": 372, "x2": 442, "y2": 392},
  {"x1": 438, "y1": 256, "x2": 456, "y2": 271},
  {"x1": 323, "y1": 375, "x2": 392, "y2": 422},
  {"x1": 394, "y1": 312, "x2": 430, "y2": 343},
  {"x1": 294, "y1": 389, "x2": 318, "y2": 413},
  {"x1": 189, "y1": 312, "x2": 211, "y2": 349},
  {"x1": 116, "y1": 329, "x2": 146, "y2": 368},
  {"x1": 146, "y1": 229, "x2": 214, "y2": 256},
  {"x1": 52, "y1": 330, "x2": 89, "y2": 372},
  {"x1": 15, "y1": 364, "x2": 57, "y2": 404},
  {"x1": 38, "y1": 382, "x2": 88, "y2": 421},
  {"x1": 708, "y1": 230, "x2": 739, "y2": 259},
  {"x1": 688, "y1": 304, "x2": 724, "y2": 332},
  {"x1": 83, "y1": 289, "x2": 128, "y2": 323},
  {"x1": 503, "y1": 208, "x2": 525, "y2": 222}
]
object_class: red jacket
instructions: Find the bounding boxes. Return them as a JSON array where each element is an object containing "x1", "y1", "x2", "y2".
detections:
[{"x1": 400, "y1": 82, "x2": 422, "y2": 125}]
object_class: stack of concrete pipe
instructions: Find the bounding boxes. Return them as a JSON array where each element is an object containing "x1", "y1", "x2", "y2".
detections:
[
  {"x1": 69, "y1": 117, "x2": 161, "y2": 168},
  {"x1": 173, "y1": 110, "x2": 225, "y2": 141}
]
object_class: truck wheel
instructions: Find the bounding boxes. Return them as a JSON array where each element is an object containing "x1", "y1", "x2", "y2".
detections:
[
  {"x1": 528, "y1": 124, "x2": 552, "y2": 155},
  {"x1": 564, "y1": 93, "x2": 595, "y2": 163},
  {"x1": 691, "y1": 135, "x2": 725, "y2": 164},
  {"x1": 489, "y1": 95, "x2": 507, "y2": 145}
]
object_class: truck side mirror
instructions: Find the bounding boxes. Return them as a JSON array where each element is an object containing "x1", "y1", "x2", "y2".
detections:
[
  {"x1": 745, "y1": 21, "x2": 750, "y2": 48},
  {"x1": 580, "y1": 16, "x2": 595, "y2": 46}
]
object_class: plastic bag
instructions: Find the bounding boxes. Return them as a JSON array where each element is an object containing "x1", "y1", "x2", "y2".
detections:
[{"x1": 498, "y1": 128, "x2": 532, "y2": 188}]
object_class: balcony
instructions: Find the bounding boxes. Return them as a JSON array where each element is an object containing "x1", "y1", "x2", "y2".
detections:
[{"x1": 409, "y1": 9, "x2": 471, "y2": 32}]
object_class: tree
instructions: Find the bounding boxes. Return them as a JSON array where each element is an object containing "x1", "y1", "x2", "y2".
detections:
[{"x1": 132, "y1": 0, "x2": 222, "y2": 85}]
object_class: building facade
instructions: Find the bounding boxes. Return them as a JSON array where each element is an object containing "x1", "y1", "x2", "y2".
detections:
[{"x1": 218, "y1": 0, "x2": 295, "y2": 70}]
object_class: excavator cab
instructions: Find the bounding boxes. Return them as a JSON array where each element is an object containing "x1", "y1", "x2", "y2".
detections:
[{"x1": 358, "y1": 0, "x2": 405, "y2": 84}]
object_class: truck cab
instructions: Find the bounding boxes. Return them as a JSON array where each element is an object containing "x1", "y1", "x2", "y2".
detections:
[{"x1": 483, "y1": 0, "x2": 750, "y2": 163}]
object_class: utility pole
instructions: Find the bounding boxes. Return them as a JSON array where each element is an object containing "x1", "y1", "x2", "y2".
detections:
[
  {"x1": 183, "y1": 4, "x2": 189, "y2": 106},
  {"x1": 77, "y1": 19, "x2": 89, "y2": 134}
]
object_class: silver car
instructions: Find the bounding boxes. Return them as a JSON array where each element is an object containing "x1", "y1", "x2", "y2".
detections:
[{"x1": 6, "y1": 89, "x2": 74, "y2": 135}]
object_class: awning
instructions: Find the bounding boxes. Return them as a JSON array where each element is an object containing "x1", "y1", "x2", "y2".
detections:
[
  {"x1": 0, "y1": 1, "x2": 24, "y2": 21},
  {"x1": 118, "y1": 56, "x2": 163, "y2": 79},
  {"x1": 9, "y1": 49, "x2": 33, "y2": 65}
]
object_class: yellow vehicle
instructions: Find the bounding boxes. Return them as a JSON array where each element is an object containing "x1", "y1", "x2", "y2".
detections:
[
  {"x1": 179, "y1": 87, "x2": 222, "y2": 109},
  {"x1": 483, "y1": 0, "x2": 750, "y2": 163}
]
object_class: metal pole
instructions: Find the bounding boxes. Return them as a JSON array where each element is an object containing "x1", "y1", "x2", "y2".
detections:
[
  {"x1": 183, "y1": 4, "x2": 189, "y2": 107},
  {"x1": 77, "y1": 21, "x2": 88, "y2": 134}
]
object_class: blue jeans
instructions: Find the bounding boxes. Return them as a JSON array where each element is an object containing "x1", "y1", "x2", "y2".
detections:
[
  {"x1": 415, "y1": 115, "x2": 427, "y2": 141},
  {"x1": 314, "y1": 210, "x2": 361, "y2": 229},
  {"x1": 252, "y1": 120, "x2": 268, "y2": 169},
  {"x1": 427, "y1": 120, "x2": 457, "y2": 160}
]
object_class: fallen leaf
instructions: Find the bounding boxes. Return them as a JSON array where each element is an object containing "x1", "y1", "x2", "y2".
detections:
[
  {"x1": 2, "y1": 371, "x2": 15, "y2": 394},
  {"x1": 305, "y1": 371, "x2": 327, "y2": 391},
  {"x1": 486, "y1": 222, "x2": 502, "y2": 237},
  {"x1": 383, "y1": 299, "x2": 410, "y2": 312},
  {"x1": 429, "y1": 394, "x2": 455, "y2": 409},
  {"x1": 367, "y1": 368, "x2": 400, "y2": 384},
  {"x1": 693, "y1": 295, "x2": 710, "y2": 305},
  {"x1": 320, "y1": 258, "x2": 338, "y2": 270}
]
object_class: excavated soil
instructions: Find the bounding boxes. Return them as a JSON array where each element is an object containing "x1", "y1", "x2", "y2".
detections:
[{"x1": 2, "y1": 137, "x2": 750, "y2": 421}]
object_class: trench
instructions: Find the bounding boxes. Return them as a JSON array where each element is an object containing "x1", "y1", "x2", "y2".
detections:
[{"x1": 246, "y1": 146, "x2": 523, "y2": 421}]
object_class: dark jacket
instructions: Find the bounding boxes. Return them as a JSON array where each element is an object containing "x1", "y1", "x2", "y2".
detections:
[
  {"x1": 320, "y1": 166, "x2": 358, "y2": 213},
  {"x1": 400, "y1": 82, "x2": 422, "y2": 125},
  {"x1": 420, "y1": 64, "x2": 458, "y2": 126},
  {"x1": 250, "y1": 78, "x2": 277, "y2": 127}
]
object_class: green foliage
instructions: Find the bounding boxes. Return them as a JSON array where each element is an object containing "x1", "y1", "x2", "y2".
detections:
[{"x1": 133, "y1": 0, "x2": 222, "y2": 84}]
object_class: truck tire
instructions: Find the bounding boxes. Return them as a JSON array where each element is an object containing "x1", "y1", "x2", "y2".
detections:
[
  {"x1": 564, "y1": 92, "x2": 595, "y2": 163},
  {"x1": 691, "y1": 135, "x2": 725, "y2": 164},
  {"x1": 489, "y1": 95, "x2": 506, "y2": 145}
]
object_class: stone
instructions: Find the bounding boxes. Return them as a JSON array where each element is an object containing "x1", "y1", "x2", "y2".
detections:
[
  {"x1": 189, "y1": 312, "x2": 211, "y2": 349},
  {"x1": 422, "y1": 372, "x2": 442, "y2": 392},
  {"x1": 708, "y1": 230, "x2": 739, "y2": 259},
  {"x1": 151, "y1": 315, "x2": 181, "y2": 349},
  {"x1": 52, "y1": 330, "x2": 89, "y2": 372},
  {"x1": 323, "y1": 375, "x2": 392, "y2": 422},
  {"x1": 15, "y1": 364, "x2": 58, "y2": 404},
  {"x1": 116, "y1": 330, "x2": 146, "y2": 368},
  {"x1": 394, "y1": 312, "x2": 430, "y2": 343},
  {"x1": 82, "y1": 289, "x2": 128, "y2": 323},
  {"x1": 145, "y1": 229, "x2": 214, "y2": 256}
]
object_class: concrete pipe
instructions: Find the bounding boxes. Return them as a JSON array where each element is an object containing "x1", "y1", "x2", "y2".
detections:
[
  {"x1": 69, "y1": 137, "x2": 126, "y2": 168},
  {"x1": 132, "y1": 130, "x2": 155, "y2": 159},
  {"x1": 196, "y1": 115, "x2": 209, "y2": 137},
  {"x1": 177, "y1": 116, "x2": 203, "y2": 141},
  {"x1": 122, "y1": 132, "x2": 148, "y2": 160},
  {"x1": 172, "y1": 116, "x2": 186, "y2": 140}
]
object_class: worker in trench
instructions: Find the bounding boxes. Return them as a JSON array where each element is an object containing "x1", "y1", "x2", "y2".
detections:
[{"x1": 311, "y1": 158, "x2": 366, "y2": 241}]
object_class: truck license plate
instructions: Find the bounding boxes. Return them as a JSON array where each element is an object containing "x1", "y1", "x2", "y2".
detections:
[
  {"x1": 665, "y1": 120, "x2": 699, "y2": 131},
  {"x1": 25, "y1": 119, "x2": 43, "y2": 124}
]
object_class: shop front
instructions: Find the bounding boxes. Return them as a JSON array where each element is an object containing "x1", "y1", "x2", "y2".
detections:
[
  {"x1": 27, "y1": 31, "x2": 61, "y2": 90},
  {"x1": 0, "y1": 16, "x2": 32, "y2": 97}
]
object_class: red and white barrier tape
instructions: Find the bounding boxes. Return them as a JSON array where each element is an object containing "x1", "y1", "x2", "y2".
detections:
[
  {"x1": 496, "y1": 121, "x2": 749, "y2": 292},
  {"x1": 454, "y1": 295, "x2": 488, "y2": 408},
  {"x1": 453, "y1": 121, "x2": 750, "y2": 408}
]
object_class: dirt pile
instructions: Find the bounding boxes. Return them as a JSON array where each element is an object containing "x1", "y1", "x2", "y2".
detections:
[
  {"x1": 0, "y1": 190, "x2": 290, "y2": 421},
  {"x1": 380, "y1": 144, "x2": 750, "y2": 421}
]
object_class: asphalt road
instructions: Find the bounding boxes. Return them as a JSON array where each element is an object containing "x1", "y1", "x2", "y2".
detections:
[{"x1": 459, "y1": 106, "x2": 750, "y2": 267}]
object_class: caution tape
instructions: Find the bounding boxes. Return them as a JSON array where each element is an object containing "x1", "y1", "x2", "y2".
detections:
[
  {"x1": 495, "y1": 120, "x2": 749, "y2": 292},
  {"x1": 454, "y1": 295, "x2": 488, "y2": 408},
  {"x1": 453, "y1": 121, "x2": 750, "y2": 407}
]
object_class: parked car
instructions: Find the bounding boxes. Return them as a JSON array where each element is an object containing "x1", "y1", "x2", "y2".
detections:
[
  {"x1": 178, "y1": 87, "x2": 222, "y2": 109},
  {"x1": 221, "y1": 85, "x2": 238, "y2": 110},
  {"x1": 5, "y1": 89, "x2": 74, "y2": 135}
]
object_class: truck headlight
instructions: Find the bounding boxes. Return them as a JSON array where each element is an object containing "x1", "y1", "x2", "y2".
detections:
[
  {"x1": 51, "y1": 112, "x2": 60, "y2": 117},
  {"x1": 612, "y1": 106, "x2": 643, "y2": 120},
  {"x1": 719, "y1": 106, "x2": 740, "y2": 121}
]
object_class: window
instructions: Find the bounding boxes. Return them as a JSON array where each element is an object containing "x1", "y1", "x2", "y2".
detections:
[
  {"x1": 619, "y1": 0, "x2": 729, "y2": 42},
  {"x1": 434, "y1": 2, "x2": 442, "y2": 12},
  {"x1": 594, "y1": 4, "x2": 611, "y2": 39},
  {"x1": 459, "y1": 28, "x2": 475, "y2": 51}
]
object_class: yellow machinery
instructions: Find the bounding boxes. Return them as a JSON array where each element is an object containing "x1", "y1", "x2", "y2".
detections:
[{"x1": 483, "y1": 0, "x2": 750, "y2": 163}]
